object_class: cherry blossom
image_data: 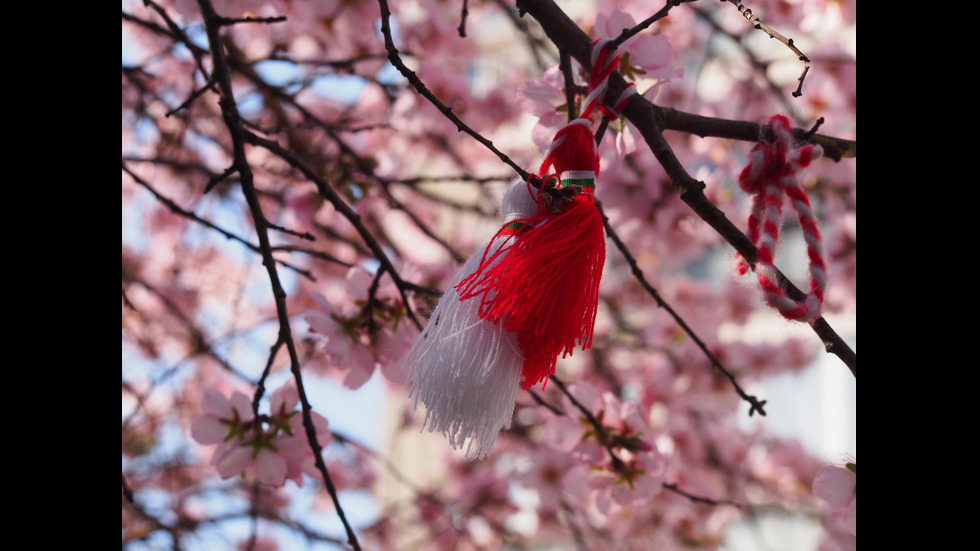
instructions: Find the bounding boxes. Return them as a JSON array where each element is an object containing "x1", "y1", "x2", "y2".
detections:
[
  {"x1": 189, "y1": 389, "x2": 254, "y2": 447},
  {"x1": 304, "y1": 266, "x2": 416, "y2": 388},
  {"x1": 190, "y1": 383, "x2": 331, "y2": 488}
]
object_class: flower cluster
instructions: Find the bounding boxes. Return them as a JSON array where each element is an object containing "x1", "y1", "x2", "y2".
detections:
[
  {"x1": 304, "y1": 267, "x2": 416, "y2": 389},
  {"x1": 536, "y1": 382, "x2": 667, "y2": 522},
  {"x1": 190, "y1": 383, "x2": 332, "y2": 488}
]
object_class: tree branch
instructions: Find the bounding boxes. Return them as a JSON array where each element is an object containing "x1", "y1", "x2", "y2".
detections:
[
  {"x1": 122, "y1": 161, "x2": 316, "y2": 282},
  {"x1": 194, "y1": 2, "x2": 362, "y2": 549},
  {"x1": 596, "y1": 201, "x2": 768, "y2": 416},
  {"x1": 378, "y1": 0, "x2": 533, "y2": 183},
  {"x1": 722, "y1": 0, "x2": 811, "y2": 97},
  {"x1": 243, "y1": 130, "x2": 424, "y2": 331}
]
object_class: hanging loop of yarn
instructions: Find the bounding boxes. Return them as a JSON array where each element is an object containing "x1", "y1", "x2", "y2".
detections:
[{"x1": 735, "y1": 114, "x2": 826, "y2": 323}]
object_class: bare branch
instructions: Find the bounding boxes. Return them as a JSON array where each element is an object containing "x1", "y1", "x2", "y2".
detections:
[
  {"x1": 608, "y1": 0, "x2": 697, "y2": 51},
  {"x1": 722, "y1": 0, "x2": 812, "y2": 97},
  {"x1": 194, "y1": 1, "x2": 362, "y2": 548},
  {"x1": 378, "y1": 0, "x2": 533, "y2": 183},
  {"x1": 122, "y1": 161, "x2": 315, "y2": 281},
  {"x1": 597, "y1": 201, "x2": 768, "y2": 416}
]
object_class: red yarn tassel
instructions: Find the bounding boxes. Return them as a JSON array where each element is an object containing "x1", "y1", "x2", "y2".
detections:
[{"x1": 457, "y1": 120, "x2": 606, "y2": 389}]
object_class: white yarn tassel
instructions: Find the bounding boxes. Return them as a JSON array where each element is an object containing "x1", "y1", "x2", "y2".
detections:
[{"x1": 404, "y1": 179, "x2": 538, "y2": 459}]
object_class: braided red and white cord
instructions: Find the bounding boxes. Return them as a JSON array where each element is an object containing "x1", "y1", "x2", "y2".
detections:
[
  {"x1": 580, "y1": 38, "x2": 636, "y2": 121},
  {"x1": 735, "y1": 115, "x2": 826, "y2": 323}
]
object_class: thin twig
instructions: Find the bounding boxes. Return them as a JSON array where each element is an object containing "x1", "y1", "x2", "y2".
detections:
[
  {"x1": 662, "y1": 483, "x2": 746, "y2": 509},
  {"x1": 122, "y1": 472, "x2": 134, "y2": 504},
  {"x1": 220, "y1": 44, "x2": 468, "y2": 265},
  {"x1": 596, "y1": 201, "x2": 768, "y2": 416},
  {"x1": 136, "y1": 0, "x2": 211, "y2": 79},
  {"x1": 458, "y1": 0, "x2": 469, "y2": 37},
  {"x1": 251, "y1": 339, "x2": 282, "y2": 420},
  {"x1": 122, "y1": 162, "x2": 316, "y2": 281},
  {"x1": 526, "y1": 388, "x2": 562, "y2": 415},
  {"x1": 722, "y1": 0, "x2": 811, "y2": 97},
  {"x1": 166, "y1": 80, "x2": 216, "y2": 117},
  {"x1": 608, "y1": 0, "x2": 696, "y2": 51},
  {"x1": 592, "y1": 95, "x2": 764, "y2": 415},
  {"x1": 243, "y1": 130, "x2": 423, "y2": 331},
  {"x1": 269, "y1": 245, "x2": 354, "y2": 268},
  {"x1": 266, "y1": 222, "x2": 315, "y2": 241},
  {"x1": 690, "y1": 4, "x2": 803, "y2": 122},
  {"x1": 550, "y1": 376, "x2": 625, "y2": 470},
  {"x1": 378, "y1": 0, "x2": 532, "y2": 183},
  {"x1": 549, "y1": 376, "x2": 753, "y2": 509},
  {"x1": 121, "y1": 275, "x2": 257, "y2": 385},
  {"x1": 215, "y1": 15, "x2": 287, "y2": 26}
]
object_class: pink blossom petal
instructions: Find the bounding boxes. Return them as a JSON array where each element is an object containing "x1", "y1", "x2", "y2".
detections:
[
  {"x1": 215, "y1": 445, "x2": 253, "y2": 480},
  {"x1": 310, "y1": 412, "x2": 332, "y2": 445},
  {"x1": 595, "y1": 10, "x2": 637, "y2": 42},
  {"x1": 254, "y1": 449, "x2": 288, "y2": 487},
  {"x1": 285, "y1": 412, "x2": 332, "y2": 447},
  {"x1": 540, "y1": 416, "x2": 585, "y2": 451},
  {"x1": 379, "y1": 357, "x2": 407, "y2": 385},
  {"x1": 573, "y1": 440, "x2": 606, "y2": 464},
  {"x1": 229, "y1": 392, "x2": 254, "y2": 422},
  {"x1": 560, "y1": 465, "x2": 591, "y2": 502},
  {"x1": 344, "y1": 267, "x2": 372, "y2": 299},
  {"x1": 593, "y1": 480, "x2": 615, "y2": 516},
  {"x1": 343, "y1": 360, "x2": 375, "y2": 389},
  {"x1": 190, "y1": 415, "x2": 228, "y2": 445},
  {"x1": 518, "y1": 76, "x2": 562, "y2": 116},
  {"x1": 629, "y1": 35, "x2": 674, "y2": 72},
  {"x1": 844, "y1": 496, "x2": 856, "y2": 536},
  {"x1": 376, "y1": 323, "x2": 414, "y2": 384},
  {"x1": 277, "y1": 434, "x2": 310, "y2": 459},
  {"x1": 270, "y1": 382, "x2": 299, "y2": 414},
  {"x1": 305, "y1": 310, "x2": 338, "y2": 336},
  {"x1": 308, "y1": 290, "x2": 334, "y2": 312},
  {"x1": 812, "y1": 465, "x2": 855, "y2": 511},
  {"x1": 200, "y1": 389, "x2": 234, "y2": 418}
]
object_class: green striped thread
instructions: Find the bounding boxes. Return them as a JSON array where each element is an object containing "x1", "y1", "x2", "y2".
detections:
[{"x1": 558, "y1": 177, "x2": 595, "y2": 191}]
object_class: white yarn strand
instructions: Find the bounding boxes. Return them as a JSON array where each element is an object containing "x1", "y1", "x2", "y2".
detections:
[{"x1": 403, "y1": 179, "x2": 538, "y2": 459}]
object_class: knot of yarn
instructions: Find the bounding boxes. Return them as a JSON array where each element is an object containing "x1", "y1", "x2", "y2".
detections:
[
  {"x1": 539, "y1": 118, "x2": 599, "y2": 177},
  {"x1": 735, "y1": 115, "x2": 826, "y2": 323}
]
